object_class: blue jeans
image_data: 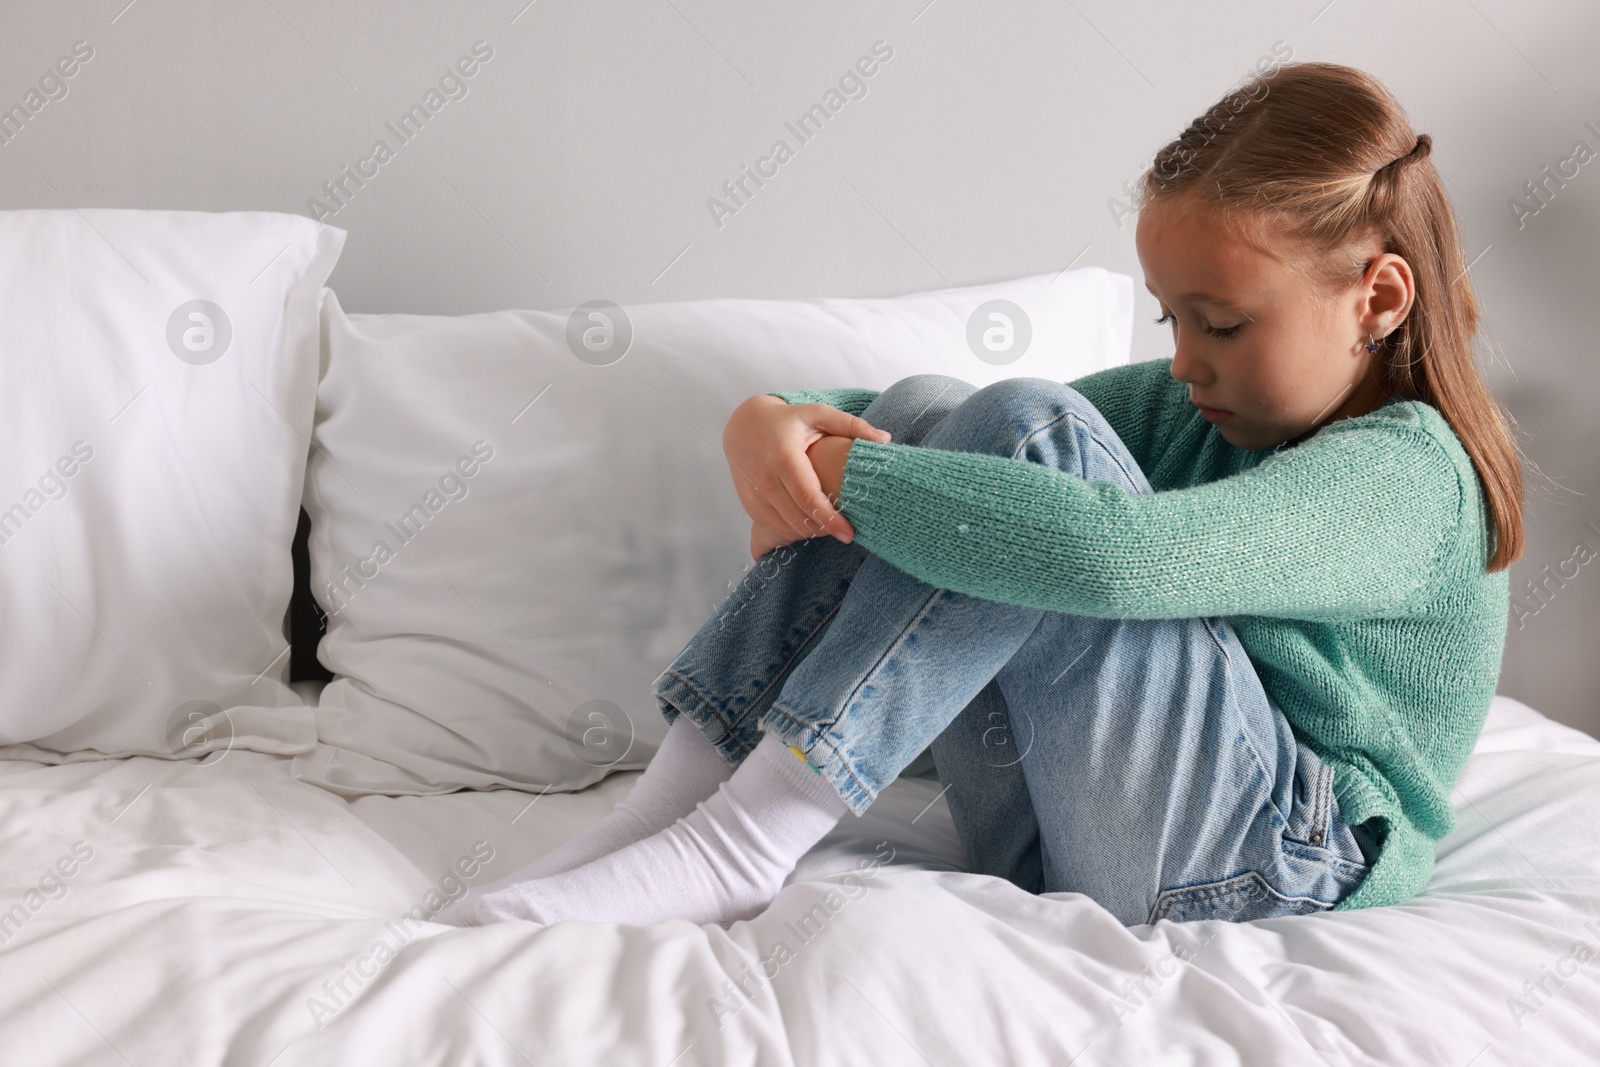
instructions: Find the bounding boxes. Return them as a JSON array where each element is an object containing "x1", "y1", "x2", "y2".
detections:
[{"x1": 655, "y1": 375, "x2": 1377, "y2": 926}]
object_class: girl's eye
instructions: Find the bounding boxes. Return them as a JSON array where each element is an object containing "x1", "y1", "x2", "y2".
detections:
[{"x1": 1153, "y1": 312, "x2": 1242, "y2": 339}]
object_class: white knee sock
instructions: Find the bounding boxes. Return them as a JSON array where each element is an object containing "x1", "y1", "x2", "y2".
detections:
[
  {"x1": 436, "y1": 715, "x2": 735, "y2": 925},
  {"x1": 462, "y1": 731, "x2": 850, "y2": 927}
]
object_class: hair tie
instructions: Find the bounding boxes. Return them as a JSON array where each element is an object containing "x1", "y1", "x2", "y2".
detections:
[{"x1": 1377, "y1": 133, "x2": 1432, "y2": 177}]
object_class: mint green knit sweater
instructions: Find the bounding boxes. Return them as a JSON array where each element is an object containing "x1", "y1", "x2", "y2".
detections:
[{"x1": 771, "y1": 357, "x2": 1509, "y2": 912}]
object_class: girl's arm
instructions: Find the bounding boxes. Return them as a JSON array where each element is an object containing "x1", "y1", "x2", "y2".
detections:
[
  {"x1": 766, "y1": 388, "x2": 881, "y2": 418},
  {"x1": 769, "y1": 360, "x2": 1178, "y2": 481},
  {"x1": 827, "y1": 413, "x2": 1467, "y2": 622}
]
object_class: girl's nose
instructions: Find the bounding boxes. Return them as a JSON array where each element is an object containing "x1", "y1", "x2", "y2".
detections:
[{"x1": 1168, "y1": 336, "x2": 1213, "y2": 387}]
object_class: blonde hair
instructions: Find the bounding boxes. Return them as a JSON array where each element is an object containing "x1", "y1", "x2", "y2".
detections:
[{"x1": 1140, "y1": 61, "x2": 1524, "y2": 571}]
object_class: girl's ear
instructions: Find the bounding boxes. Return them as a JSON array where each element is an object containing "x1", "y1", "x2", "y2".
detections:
[{"x1": 1359, "y1": 252, "x2": 1416, "y2": 342}]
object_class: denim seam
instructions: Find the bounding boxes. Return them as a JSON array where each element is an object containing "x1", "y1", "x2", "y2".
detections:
[
  {"x1": 1310, "y1": 762, "x2": 1330, "y2": 841},
  {"x1": 1150, "y1": 870, "x2": 1336, "y2": 923},
  {"x1": 659, "y1": 670, "x2": 755, "y2": 757},
  {"x1": 1198, "y1": 617, "x2": 1284, "y2": 824},
  {"x1": 1279, "y1": 841, "x2": 1373, "y2": 886},
  {"x1": 1064, "y1": 409, "x2": 1147, "y2": 489},
  {"x1": 765, "y1": 585, "x2": 950, "y2": 806},
  {"x1": 1011, "y1": 406, "x2": 1145, "y2": 492},
  {"x1": 664, "y1": 574, "x2": 853, "y2": 756},
  {"x1": 741, "y1": 590, "x2": 851, "y2": 726},
  {"x1": 765, "y1": 704, "x2": 872, "y2": 808},
  {"x1": 834, "y1": 584, "x2": 948, "y2": 728},
  {"x1": 1164, "y1": 875, "x2": 1328, "y2": 907}
]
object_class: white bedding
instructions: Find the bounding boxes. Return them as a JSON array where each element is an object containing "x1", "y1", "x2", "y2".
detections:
[{"x1": 2, "y1": 693, "x2": 1597, "y2": 1066}]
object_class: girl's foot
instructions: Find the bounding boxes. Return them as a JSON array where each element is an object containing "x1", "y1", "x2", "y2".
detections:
[
  {"x1": 435, "y1": 715, "x2": 735, "y2": 925},
  {"x1": 461, "y1": 732, "x2": 849, "y2": 927}
]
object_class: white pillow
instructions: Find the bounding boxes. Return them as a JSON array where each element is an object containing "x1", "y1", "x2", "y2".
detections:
[
  {"x1": 0, "y1": 210, "x2": 344, "y2": 762},
  {"x1": 297, "y1": 269, "x2": 1133, "y2": 795}
]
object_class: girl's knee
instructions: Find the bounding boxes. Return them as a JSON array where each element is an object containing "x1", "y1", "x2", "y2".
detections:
[
  {"x1": 931, "y1": 378, "x2": 1102, "y2": 454},
  {"x1": 924, "y1": 378, "x2": 1151, "y2": 493},
  {"x1": 864, "y1": 374, "x2": 977, "y2": 442},
  {"x1": 966, "y1": 377, "x2": 1099, "y2": 422}
]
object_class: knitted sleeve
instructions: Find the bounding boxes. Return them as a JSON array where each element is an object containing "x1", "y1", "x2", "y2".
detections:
[
  {"x1": 768, "y1": 361, "x2": 1173, "y2": 462},
  {"x1": 834, "y1": 415, "x2": 1465, "y2": 622}
]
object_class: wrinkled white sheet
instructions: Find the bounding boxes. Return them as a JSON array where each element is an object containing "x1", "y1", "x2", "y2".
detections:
[{"x1": 1, "y1": 694, "x2": 1597, "y2": 1066}]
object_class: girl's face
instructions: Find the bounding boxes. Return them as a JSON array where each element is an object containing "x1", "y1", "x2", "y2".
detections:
[{"x1": 1135, "y1": 196, "x2": 1411, "y2": 451}]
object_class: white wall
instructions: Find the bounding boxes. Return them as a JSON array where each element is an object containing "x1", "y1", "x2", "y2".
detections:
[{"x1": 3, "y1": 0, "x2": 1597, "y2": 734}]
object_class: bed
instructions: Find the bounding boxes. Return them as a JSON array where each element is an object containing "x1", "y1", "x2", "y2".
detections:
[
  {"x1": 4, "y1": 209, "x2": 1595, "y2": 1066},
  {"x1": 0, "y1": 692, "x2": 1596, "y2": 1065}
]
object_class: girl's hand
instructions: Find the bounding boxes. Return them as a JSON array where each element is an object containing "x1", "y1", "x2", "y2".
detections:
[
  {"x1": 749, "y1": 432, "x2": 849, "y2": 559},
  {"x1": 805, "y1": 434, "x2": 853, "y2": 505},
  {"x1": 749, "y1": 521, "x2": 790, "y2": 561},
  {"x1": 748, "y1": 436, "x2": 855, "y2": 560},
  {"x1": 723, "y1": 395, "x2": 890, "y2": 559}
]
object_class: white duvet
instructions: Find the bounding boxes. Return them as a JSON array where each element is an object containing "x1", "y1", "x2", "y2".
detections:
[{"x1": 2, "y1": 694, "x2": 1597, "y2": 1066}]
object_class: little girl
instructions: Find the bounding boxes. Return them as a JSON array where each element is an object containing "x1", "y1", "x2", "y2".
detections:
[{"x1": 444, "y1": 62, "x2": 1521, "y2": 929}]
